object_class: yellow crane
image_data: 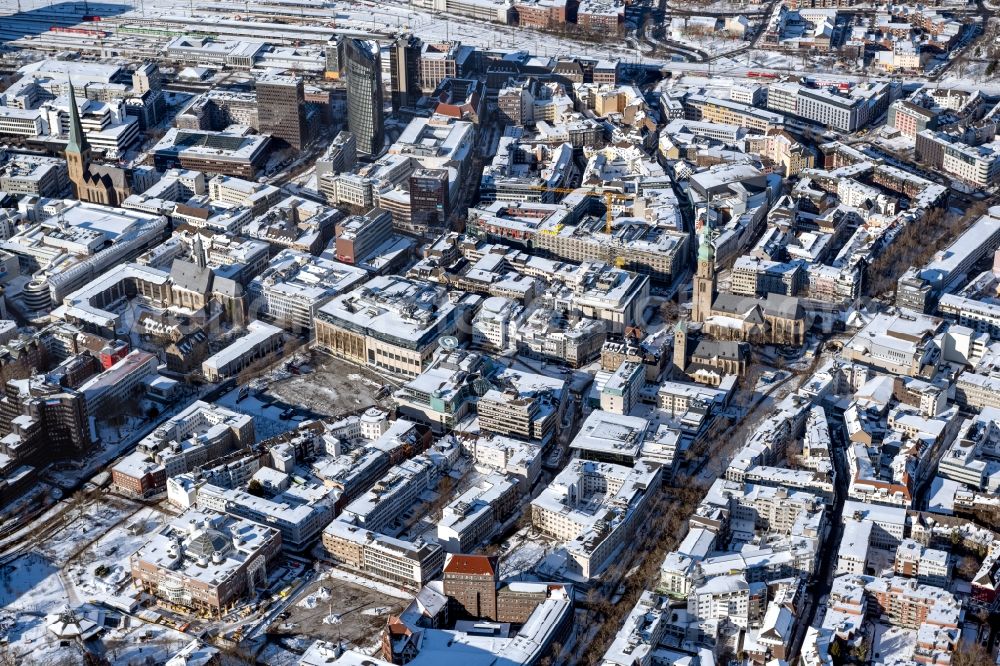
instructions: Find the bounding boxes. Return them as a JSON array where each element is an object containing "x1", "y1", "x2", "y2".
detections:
[{"x1": 527, "y1": 186, "x2": 635, "y2": 235}]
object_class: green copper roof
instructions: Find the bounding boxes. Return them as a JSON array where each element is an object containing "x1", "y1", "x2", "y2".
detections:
[
  {"x1": 697, "y1": 227, "x2": 715, "y2": 263},
  {"x1": 65, "y1": 79, "x2": 89, "y2": 155}
]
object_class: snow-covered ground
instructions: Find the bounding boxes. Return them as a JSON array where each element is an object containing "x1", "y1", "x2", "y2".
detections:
[
  {"x1": 0, "y1": 0, "x2": 641, "y2": 63},
  {"x1": 0, "y1": 498, "x2": 147, "y2": 663},
  {"x1": 103, "y1": 623, "x2": 194, "y2": 665},
  {"x1": 2, "y1": 0, "x2": 998, "y2": 93},
  {"x1": 211, "y1": 352, "x2": 385, "y2": 433},
  {"x1": 670, "y1": 31, "x2": 748, "y2": 57},
  {"x1": 215, "y1": 387, "x2": 304, "y2": 440},
  {"x1": 64, "y1": 507, "x2": 169, "y2": 609},
  {"x1": 0, "y1": 552, "x2": 64, "y2": 613},
  {"x1": 256, "y1": 642, "x2": 306, "y2": 666},
  {"x1": 667, "y1": 0, "x2": 771, "y2": 11},
  {"x1": 297, "y1": 586, "x2": 332, "y2": 610},
  {"x1": 498, "y1": 528, "x2": 550, "y2": 581}
]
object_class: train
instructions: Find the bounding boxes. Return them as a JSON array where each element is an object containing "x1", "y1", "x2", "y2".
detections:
[
  {"x1": 117, "y1": 24, "x2": 218, "y2": 38},
  {"x1": 50, "y1": 26, "x2": 107, "y2": 37},
  {"x1": 803, "y1": 77, "x2": 852, "y2": 91},
  {"x1": 747, "y1": 71, "x2": 778, "y2": 79}
]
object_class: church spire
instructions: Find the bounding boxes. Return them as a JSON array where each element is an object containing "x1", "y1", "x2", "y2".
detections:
[
  {"x1": 193, "y1": 232, "x2": 207, "y2": 269},
  {"x1": 697, "y1": 223, "x2": 716, "y2": 267},
  {"x1": 693, "y1": 219, "x2": 717, "y2": 323},
  {"x1": 65, "y1": 79, "x2": 89, "y2": 155}
]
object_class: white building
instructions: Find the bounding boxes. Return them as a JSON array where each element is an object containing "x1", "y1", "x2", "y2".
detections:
[
  {"x1": 197, "y1": 480, "x2": 336, "y2": 552},
  {"x1": 472, "y1": 296, "x2": 526, "y2": 351},
  {"x1": 600, "y1": 361, "x2": 645, "y2": 415},
  {"x1": 687, "y1": 574, "x2": 751, "y2": 628},
  {"x1": 201, "y1": 320, "x2": 284, "y2": 381},
  {"x1": 436, "y1": 473, "x2": 519, "y2": 553},
  {"x1": 247, "y1": 249, "x2": 368, "y2": 332},
  {"x1": 531, "y1": 459, "x2": 661, "y2": 579},
  {"x1": 465, "y1": 434, "x2": 543, "y2": 492}
]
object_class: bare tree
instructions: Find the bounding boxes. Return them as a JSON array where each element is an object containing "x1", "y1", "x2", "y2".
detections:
[
  {"x1": 659, "y1": 298, "x2": 679, "y2": 324},
  {"x1": 953, "y1": 644, "x2": 994, "y2": 666}
]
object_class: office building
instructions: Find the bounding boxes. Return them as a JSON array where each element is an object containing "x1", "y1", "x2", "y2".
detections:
[
  {"x1": 436, "y1": 474, "x2": 520, "y2": 553},
  {"x1": 111, "y1": 401, "x2": 254, "y2": 496},
  {"x1": 389, "y1": 34, "x2": 422, "y2": 113},
  {"x1": 442, "y1": 554, "x2": 500, "y2": 620},
  {"x1": 322, "y1": 519, "x2": 444, "y2": 589},
  {"x1": 130, "y1": 510, "x2": 281, "y2": 617},
  {"x1": 531, "y1": 459, "x2": 661, "y2": 579},
  {"x1": 314, "y1": 275, "x2": 474, "y2": 378},
  {"x1": 345, "y1": 40, "x2": 385, "y2": 156},
  {"x1": 197, "y1": 481, "x2": 335, "y2": 552},
  {"x1": 409, "y1": 169, "x2": 451, "y2": 228},
  {"x1": 151, "y1": 128, "x2": 270, "y2": 178},
  {"x1": 334, "y1": 209, "x2": 394, "y2": 265},
  {"x1": 247, "y1": 249, "x2": 367, "y2": 333},
  {"x1": 255, "y1": 75, "x2": 307, "y2": 151}
]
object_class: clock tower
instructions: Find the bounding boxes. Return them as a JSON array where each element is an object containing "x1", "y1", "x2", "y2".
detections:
[{"x1": 692, "y1": 226, "x2": 716, "y2": 323}]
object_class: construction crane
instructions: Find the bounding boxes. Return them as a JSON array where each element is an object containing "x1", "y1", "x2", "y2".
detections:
[{"x1": 527, "y1": 186, "x2": 636, "y2": 235}]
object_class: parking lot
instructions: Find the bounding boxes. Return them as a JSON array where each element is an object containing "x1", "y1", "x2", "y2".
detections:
[{"x1": 269, "y1": 574, "x2": 407, "y2": 651}]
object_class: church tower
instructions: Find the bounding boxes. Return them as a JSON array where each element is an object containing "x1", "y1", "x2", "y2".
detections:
[
  {"x1": 64, "y1": 80, "x2": 91, "y2": 200},
  {"x1": 193, "y1": 232, "x2": 207, "y2": 269},
  {"x1": 672, "y1": 319, "x2": 688, "y2": 378},
  {"x1": 692, "y1": 226, "x2": 716, "y2": 323}
]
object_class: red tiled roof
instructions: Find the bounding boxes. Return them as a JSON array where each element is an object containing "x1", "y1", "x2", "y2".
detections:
[{"x1": 443, "y1": 554, "x2": 496, "y2": 577}]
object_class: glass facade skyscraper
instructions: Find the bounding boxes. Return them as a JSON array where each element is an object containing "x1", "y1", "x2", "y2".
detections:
[{"x1": 345, "y1": 39, "x2": 384, "y2": 156}]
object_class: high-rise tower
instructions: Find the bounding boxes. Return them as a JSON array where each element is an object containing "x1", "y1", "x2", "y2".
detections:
[
  {"x1": 345, "y1": 39, "x2": 385, "y2": 156},
  {"x1": 256, "y1": 75, "x2": 307, "y2": 151},
  {"x1": 389, "y1": 33, "x2": 422, "y2": 114}
]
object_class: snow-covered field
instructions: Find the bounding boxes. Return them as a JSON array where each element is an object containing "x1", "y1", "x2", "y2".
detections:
[
  {"x1": 36, "y1": 498, "x2": 139, "y2": 567},
  {"x1": 669, "y1": 30, "x2": 748, "y2": 57},
  {"x1": 666, "y1": 0, "x2": 771, "y2": 11},
  {"x1": 0, "y1": 0, "x2": 642, "y2": 63},
  {"x1": 65, "y1": 507, "x2": 169, "y2": 608},
  {"x1": 0, "y1": 496, "x2": 241, "y2": 664},
  {"x1": 0, "y1": 496, "x2": 141, "y2": 624},
  {"x1": 1, "y1": 0, "x2": 998, "y2": 93},
  {"x1": 0, "y1": 552, "x2": 64, "y2": 613},
  {"x1": 103, "y1": 623, "x2": 194, "y2": 665}
]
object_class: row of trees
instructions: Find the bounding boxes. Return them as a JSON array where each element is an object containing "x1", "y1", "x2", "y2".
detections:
[{"x1": 866, "y1": 205, "x2": 951, "y2": 298}]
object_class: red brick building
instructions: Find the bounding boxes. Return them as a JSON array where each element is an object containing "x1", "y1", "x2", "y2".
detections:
[
  {"x1": 442, "y1": 554, "x2": 498, "y2": 621},
  {"x1": 515, "y1": 0, "x2": 570, "y2": 28}
]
